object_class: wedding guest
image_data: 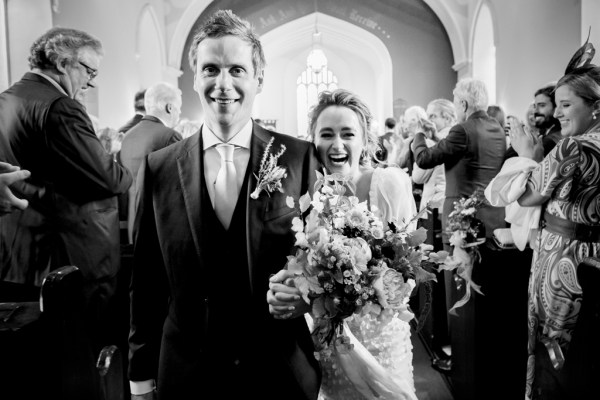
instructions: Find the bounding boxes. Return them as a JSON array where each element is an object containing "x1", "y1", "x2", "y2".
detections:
[
  {"x1": 374, "y1": 116, "x2": 399, "y2": 162},
  {"x1": 397, "y1": 105, "x2": 428, "y2": 173},
  {"x1": 97, "y1": 126, "x2": 125, "y2": 158},
  {"x1": 268, "y1": 88, "x2": 418, "y2": 400},
  {"x1": 0, "y1": 27, "x2": 132, "y2": 399},
  {"x1": 0, "y1": 162, "x2": 30, "y2": 216},
  {"x1": 127, "y1": 10, "x2": 321, "y2": 400},
  {"x1": 508, "y1": 44, "x2": 600, "y2": 400},
  {"x1": 408, "y1": 109, "x2": 448, "y2": 371},
  {"x1": 487, "y1": 104, "x2": 506, "y2": 130},
  {"x1": 505, "y1": 83, "x2": 562, "y2": 160},
  {"x1": 411, "y1": 78, "x2": 506, "y2": 399},
  {"x1": 426, "y1": 98, "x2": 457, "y2": 141},
  {"x1": 120, "y1": 81, "x2": 182, "y2": 244},
  {"x1": 118, "y1": 88, "x2": 146, "y2": 133}
]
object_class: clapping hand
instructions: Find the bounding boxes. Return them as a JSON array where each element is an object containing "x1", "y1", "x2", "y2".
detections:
[
  {"x1": 507, "y1": 116, "x2": 544, "y2": 162},
  {"x1": 0, "y1": 162, "x2": 31, "y2": 216},
  {"x1": 267, "y1": 269, "x2": 310, "y2": 320}
]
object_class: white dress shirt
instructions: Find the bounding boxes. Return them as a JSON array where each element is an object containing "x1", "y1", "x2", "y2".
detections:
[{"x1": 202, "y1": 121, "x2": 252, "y2": 207}]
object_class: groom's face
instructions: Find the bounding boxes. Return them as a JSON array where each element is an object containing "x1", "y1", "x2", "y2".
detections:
[{"x1": 193, "y1": 35, "x2": 263, "y2": 139}]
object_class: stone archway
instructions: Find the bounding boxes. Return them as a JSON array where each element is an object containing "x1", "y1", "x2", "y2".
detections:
[{"x1": 257, "y1": 12, "x2": 393, "y2": 135}]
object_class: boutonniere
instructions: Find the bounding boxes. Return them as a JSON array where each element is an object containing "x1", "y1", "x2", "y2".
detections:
[{"x1": 250, "y1": 137, "x2": 287, "y2": 199}]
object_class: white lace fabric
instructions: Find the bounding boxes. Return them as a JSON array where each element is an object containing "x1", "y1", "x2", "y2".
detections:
[{"x1": 316, "y1": 313, "x2": 416, "y2": 400}]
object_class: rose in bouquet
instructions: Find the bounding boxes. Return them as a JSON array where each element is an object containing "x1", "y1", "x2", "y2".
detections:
[
  {"x1": 284, "y1": 171, "x2": 439, "y2": 349},
  {"x1": 435, "y1": 189, "x2": 487, "y2": 314}
]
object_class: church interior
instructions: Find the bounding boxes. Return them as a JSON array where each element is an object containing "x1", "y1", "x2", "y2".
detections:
[{"x1": 1, "y1": 1, "x2": 599, "y2": 400}]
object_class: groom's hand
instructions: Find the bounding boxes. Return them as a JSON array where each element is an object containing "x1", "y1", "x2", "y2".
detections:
[{"x1": 267, "y1": 270, "x2": 310, "y2": 319}]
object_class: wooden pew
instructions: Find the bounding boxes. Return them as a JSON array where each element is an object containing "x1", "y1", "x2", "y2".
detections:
[{"x1": 0, "y1": 266, "x2": 125, "y2": 400}]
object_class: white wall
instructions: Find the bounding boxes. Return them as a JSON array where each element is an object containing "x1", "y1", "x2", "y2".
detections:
[
  {"x1": 5, "y1": 0, "x2": 52, "y2": 86},
  {"x1": 491, "y1": 0, "x2": 581, "y2": 120},
  {"x1": 52, "y1": 0, "x2": 170, "y2": 129}
]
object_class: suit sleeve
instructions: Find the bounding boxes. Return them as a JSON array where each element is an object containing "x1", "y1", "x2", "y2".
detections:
[
  {"x1": 413, "y1": 126, "x2": 468, "y2": 169},
  {"x1": 303, "y1": 142, "x2": 323, "y2": 196},
  {"x1": 128, "y1": 157, "x2": 168, "y2": 382},
  {"x1": 45, "y1": 97, "x2": 132, "y2": 203}
]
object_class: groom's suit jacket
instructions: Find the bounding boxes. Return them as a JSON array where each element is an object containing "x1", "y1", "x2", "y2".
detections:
[{"x1": 128, "y1": 123, "x2": 321, "y2": 399}]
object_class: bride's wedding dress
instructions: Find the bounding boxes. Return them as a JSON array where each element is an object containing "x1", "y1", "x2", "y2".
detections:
[{"x1": 315, "y1": 313, "x2": 416, "y2": 400}]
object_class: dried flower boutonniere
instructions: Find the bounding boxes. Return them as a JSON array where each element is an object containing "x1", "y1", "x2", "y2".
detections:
[{"x1": 250, "y1": 137, "x2": 287, "y2": 199}]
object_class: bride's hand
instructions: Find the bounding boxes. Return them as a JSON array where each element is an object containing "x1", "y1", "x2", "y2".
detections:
[{"x1": 267, "y1": 269, "x2": 309, "y2": 319}]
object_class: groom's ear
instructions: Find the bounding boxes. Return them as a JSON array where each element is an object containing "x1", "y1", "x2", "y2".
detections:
[{"x1": 256, "y1": 69, "x2": 264, "y2": 94}]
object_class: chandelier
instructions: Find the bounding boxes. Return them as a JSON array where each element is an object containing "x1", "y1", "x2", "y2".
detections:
[
  {"x1": 307, "y1": 0, "x2": 327, "y2": 74},
  {"x1": 307, "y1": 32, "x2": 327, "y2": 73}
]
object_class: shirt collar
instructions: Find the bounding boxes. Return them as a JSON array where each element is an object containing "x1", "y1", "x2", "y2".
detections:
[
  {"x1": 30, "y1": 70, "x2": 68, "y2": 97},
  {"x1": 202, "y1": 120, "x2": 253, "y2": 150}
]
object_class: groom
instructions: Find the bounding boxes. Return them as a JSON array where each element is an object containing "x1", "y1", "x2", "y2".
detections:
[{"x1": 128, "y1": 10, "x2": 321, "y2": 400}]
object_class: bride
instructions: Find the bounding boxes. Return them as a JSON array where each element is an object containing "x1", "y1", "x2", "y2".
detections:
[{"x1": 267, "y1": 89, "x2": 418, "y2": 400}]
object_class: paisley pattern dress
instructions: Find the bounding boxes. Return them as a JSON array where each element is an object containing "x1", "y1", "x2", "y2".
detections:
[
  {"x1": 316, "y1": 167, "x2": 418, "y2": 400},
  {"x1": 525, "y1": 132, "x2": 600, "y2": 399}
]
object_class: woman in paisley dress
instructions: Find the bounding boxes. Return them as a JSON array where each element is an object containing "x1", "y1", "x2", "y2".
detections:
[
  {"x1": 267, "y1": 89, "x2": 418, "y2": 400},
  {"x1": 509, "y1": 48, "x2": 600, "y2": 399}
]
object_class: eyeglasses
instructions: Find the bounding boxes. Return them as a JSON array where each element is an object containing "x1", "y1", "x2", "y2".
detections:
[{"x1": 77, "y1": 60, "x2": 98, "y2": 79}]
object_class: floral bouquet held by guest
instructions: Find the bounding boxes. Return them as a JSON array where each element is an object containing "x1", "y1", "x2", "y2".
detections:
[
  {"x1": 436, "y1": 189, "x2": 487, "y2": 315},
  {"x1": 285, "y1": 171, "x2": 438, "y2": 400}
]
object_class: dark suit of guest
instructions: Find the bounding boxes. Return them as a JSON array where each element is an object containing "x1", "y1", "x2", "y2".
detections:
[
  {"x1": 118, "y1": 112, "x2": 144, "y2": 133},
  {"x1": 128, "y1": 123, "x2": 321, "y2": 400},
  {"x1": 413, "y1": 109, "x2": 507, "y2": 243},
  {"x1": 0, "y1": 72, "x2": 132, "y2": 399},
  {"x1": 413, "y1": 109, "x2": 508, "y2": 400},
  {"x1": 120, "y1": 115, "x2": 182, "y2": 243}
]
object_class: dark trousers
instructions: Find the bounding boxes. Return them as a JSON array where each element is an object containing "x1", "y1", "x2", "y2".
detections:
[{"x1": 449, "y1": 242, "x2": 531, "y2": 400}]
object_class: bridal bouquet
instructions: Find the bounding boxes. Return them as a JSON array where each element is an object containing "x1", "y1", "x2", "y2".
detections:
[
  {"x1": 285, "y1": 171, "x2": 438, "y2": 349},
  {"x1": 436, "y1": 189, "x2": 487, "y2": 314}
]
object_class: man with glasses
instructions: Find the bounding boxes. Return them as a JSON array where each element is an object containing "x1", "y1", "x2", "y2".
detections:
[{"x1": 0, "y1": 27, "x2": 131, "y2": 399}]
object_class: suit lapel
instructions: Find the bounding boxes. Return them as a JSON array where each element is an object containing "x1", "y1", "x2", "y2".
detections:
[
  {"x1": 246, "y1": 123, "x2": 271, "y2": 295},
  {"x1": 177, "y1": 133, "x2": 203, "y2": 263}
]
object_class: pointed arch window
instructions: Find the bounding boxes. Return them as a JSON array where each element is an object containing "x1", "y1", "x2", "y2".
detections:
[{"x1": 296, "y1": 65, "x2": 338, "y2": 138}]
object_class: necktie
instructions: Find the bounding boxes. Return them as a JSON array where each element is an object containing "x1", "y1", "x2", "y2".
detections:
[{"x1": 214, "y1": 143, "x2": 237, "y2": 229}]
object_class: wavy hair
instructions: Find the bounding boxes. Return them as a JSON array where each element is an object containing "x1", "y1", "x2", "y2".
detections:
[
  {"x1": 188, "y1": 10, "x2": 266, "y2": 77},
  {"x1": 453, "y1": 78, "x2": 489, "y2": 112},
  {"x1": 28, "y1": 27, "x2": 103, "y2": 70}
]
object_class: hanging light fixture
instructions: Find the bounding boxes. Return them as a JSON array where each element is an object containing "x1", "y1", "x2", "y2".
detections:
[{"x1": 307, "y1": 0, "x2": 327, "y2": 74}]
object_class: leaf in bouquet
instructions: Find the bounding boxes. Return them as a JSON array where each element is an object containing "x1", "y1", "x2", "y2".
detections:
[
  {"x1": 406, "y1": 227, "x2": 428, "y2": 247},
  {"x1": 324, "y1": 295, "x2": 339, "y2": 317},
  {"x1": 427, "y1": 250, "x2": 450, "y2": 264},
  {"x1": 413, "y1": 264, "x2": 437, "y2": 285},
  {"x1": 312, "y1": 296, "x2": 327, "y2": 319},
  {"x1": 299, "y1": 192, "x2": 312, "y2": 213},
  {"x1": 295, "y1": 275, "x2": 323, "y2": 304},
  {"x1": 407, "y1": 249, "x2": 423, "y2": 267}
]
